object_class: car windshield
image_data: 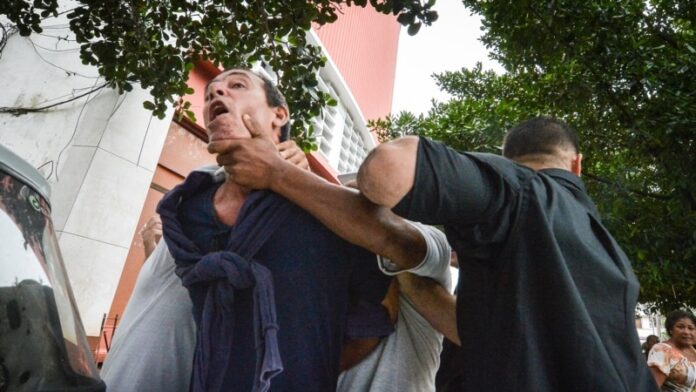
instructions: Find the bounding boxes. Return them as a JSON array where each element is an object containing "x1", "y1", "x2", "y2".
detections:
[{"x1": 0, "y1": 171, "x2": 103, "y2": 391}]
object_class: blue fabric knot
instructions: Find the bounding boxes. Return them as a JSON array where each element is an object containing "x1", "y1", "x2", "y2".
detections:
[
  {"x1": 180, "y1": 250, "x2": 281, "y2": 392},
  {"x1": 158, "y1": 171, "x2": 292, "y2": 392},
  {"x1": 182, "y1": 251, "x2": 256, "y2": 290}
]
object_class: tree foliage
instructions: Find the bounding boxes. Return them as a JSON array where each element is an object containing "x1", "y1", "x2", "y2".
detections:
[
  {"x1": 1, "y1": 0, "x2": 437, "y2": 149},
  {"x1": 373, "y1": 0, "x2": 696, "y2": 312}
]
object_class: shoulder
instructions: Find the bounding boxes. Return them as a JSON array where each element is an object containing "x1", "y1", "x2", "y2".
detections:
[
  {"x1": 466, "y1": 152, "x2": 535, "y2": 186},
  {"x1": 417, "y1": 137, "x2": 519, "y2": 172},
  {"x1": 648, "y1": 343, "x2": 677, "y2": 364},
  {"x1": 419, "y1": 140, "x2": 533, "y2": 192},
  {"x1": 647, "y1": 342, "x2": 678, "y2": 375},
  {"x1": 651, "y1": 342, "x2": 686, "y2": 359},
  {"x1": 138, "y1": 241, "x2": 176, "y2": 280},
  {"x1": 652, "y1": 342, "x2": 673, "y2": 351}
]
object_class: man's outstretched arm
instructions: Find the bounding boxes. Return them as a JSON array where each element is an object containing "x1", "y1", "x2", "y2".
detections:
[
  {"x1": 274, "y1": 164, "x2": 426, "y2": 269},
  {"x1": 211, "y1": 115, "x2": 425, "y2": 270}
]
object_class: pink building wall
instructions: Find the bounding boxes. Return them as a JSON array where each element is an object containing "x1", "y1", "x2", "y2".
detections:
[{"x1": 314, "y1": 6, "x2": 401, "y2": 121}]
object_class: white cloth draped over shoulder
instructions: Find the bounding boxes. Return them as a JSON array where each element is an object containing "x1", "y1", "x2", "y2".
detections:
[{"x1": 100, "y1": 241, "x2": 195, "y2": 392}]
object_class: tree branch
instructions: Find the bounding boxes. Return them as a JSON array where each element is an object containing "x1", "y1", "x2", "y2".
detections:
[{"x1": 584, "y1": 172, "x2": 673, "y2": 200}]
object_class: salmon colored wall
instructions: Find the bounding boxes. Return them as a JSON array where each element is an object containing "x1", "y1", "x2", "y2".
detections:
[
  {"x1": 313, "y1": 5, "x2": 401, "y2": 121},
  {"x1": 308, "y1": 152, "x2": 339, "y2": 184},
  {"x1": 97, "y1": 121, "x2": 214, "y2": 362},
  {"x1": 184, "y1": 62, "x2": 220, "y2": 128}
]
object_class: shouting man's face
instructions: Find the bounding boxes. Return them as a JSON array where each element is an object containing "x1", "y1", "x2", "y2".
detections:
[{"x1": 203, "y1": 69, "x2": 288, "y2": 144}]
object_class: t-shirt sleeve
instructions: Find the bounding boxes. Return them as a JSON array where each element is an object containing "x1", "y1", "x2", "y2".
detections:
[
  {"x1": 392, "y1": 137, "x2": 513, "y2": 226},
  {"x1": 345, "y1": 246, "x2": 394, "y2": 340},
  {"x1": 647, "y1": 343, "x2": 673, "y2": 376},
  {"x1": 377, "y1": 221, "x2": 452, "y2": 291}
]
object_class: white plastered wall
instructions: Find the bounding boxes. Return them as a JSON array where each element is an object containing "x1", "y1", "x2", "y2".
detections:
[
  {"x1": 307, "y1": 30, "x2": 377, "y2": 173},
  {"x1": 0, "y1": 7, "x2": 171, "y2": 335}
]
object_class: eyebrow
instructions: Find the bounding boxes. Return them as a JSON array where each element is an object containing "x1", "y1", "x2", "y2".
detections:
[{"x1": 205, "y1": 71, "x2": 253, "y2": 94}]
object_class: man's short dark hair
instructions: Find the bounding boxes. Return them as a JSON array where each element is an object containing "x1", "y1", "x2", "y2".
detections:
[
  {"x1": 664, "y1": 309, "x2": 696, "y2": 336},
  {"x1": 503, "y1": 117, "x2": 579, "y2": 159},
  {"x1": 249, "y1": 70, "x2": 291, "y2": 142}
]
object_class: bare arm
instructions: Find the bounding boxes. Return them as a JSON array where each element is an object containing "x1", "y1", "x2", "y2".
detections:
[
  {"x1": 387, "y1": 225, "x2": 460, "y2": 345},
  {"x1": 140, "y1": 215, "x2": 162, "y2": 258},
  {"x1": 212, "y1": 114, "x2": 426, "y2": 269},
  {"x1": 357, "y1": 136, "x2": 419, "y2": 208},
  {"x1": 397, "y1": 273, "x2": 460, "y2": 345},
  {"x1": 269, "y1": 163, "x2": 426, "y2": 270}
]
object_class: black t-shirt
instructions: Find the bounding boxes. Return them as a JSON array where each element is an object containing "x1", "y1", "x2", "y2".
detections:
[{"x1": 394, "y1": 137, "x2": 657, "y2": 392}]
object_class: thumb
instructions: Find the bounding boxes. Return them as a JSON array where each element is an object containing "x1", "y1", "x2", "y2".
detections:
[{"x1": 242, "y1": 113, "x2": 274, "y2": 142}]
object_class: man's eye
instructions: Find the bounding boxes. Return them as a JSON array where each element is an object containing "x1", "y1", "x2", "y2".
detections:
[{"x1": 231, "y1": 82, "x2": 245, "y2": 89}]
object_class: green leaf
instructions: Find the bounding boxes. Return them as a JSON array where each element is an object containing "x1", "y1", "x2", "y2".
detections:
[{"x1": 407, "y1": 22, "x2": 421, "y2": 36}]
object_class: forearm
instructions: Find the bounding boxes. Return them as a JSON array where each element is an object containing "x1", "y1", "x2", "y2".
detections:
[
  {"x1": 397, "y1": 273, "x2": 460, "y2": 345},
  {"x1": 270, "y1": 163, "x2": 425, "y2": 269}
]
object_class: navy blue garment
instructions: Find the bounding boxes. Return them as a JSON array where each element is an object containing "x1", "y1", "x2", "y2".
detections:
[
  {"x1": 158, "y1": 169, "x2": 393, "y2": 392},
  {"x1": 159, "y1": 172, "x2": 288, "y2": 392}
]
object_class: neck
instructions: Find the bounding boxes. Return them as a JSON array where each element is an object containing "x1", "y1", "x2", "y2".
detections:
[
  {"x1": 516, "y1": 160, "x2": 569, "y2": 172},
  {"x1": 512, "y1": 152, "x2": 573, "y2": 173},
  {"x1": 213, "y1": 179, "x2": 249, "y2": 226}
]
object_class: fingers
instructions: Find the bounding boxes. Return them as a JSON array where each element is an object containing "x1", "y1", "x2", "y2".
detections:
[
  {"x1": 278, "y1": 140, "x2": 309, "y2": 169},
  {"x1": 141, "y1": 216, "x2": 161, "y2": 232},
  {"x1": 215, "y1": 153, "x2": 234, "y2": 173},
  {"x1": 208, "y1": 113, "x2": 275, "y2": 155},
  {"x1": 277, "y1": 141, "x2": 298, "y2": 158},
  {"x1": 208, "y1": 139, "x2": 233, "y2": 155},
  {"x1": 140, "y1": 215, "x2": 163, "y2": 247},
  {"x1": 277, "y1": 140, "x2": 309, "y2": 170},
  {"x1": 276, "y1": 140, "x2": 294, "y2": 153},
  {"x1": 208, "y1": 138, "x2": 250, "y2": 156},
  {"x1": 281, "y1": 149, "x2": 300, "y2": 162},
  {"x1": 242, "y1": 113, "x2": 274, "y2": 142},
  {"x1": 287, "y1": 152, "x2": 308, "y2": 168}
]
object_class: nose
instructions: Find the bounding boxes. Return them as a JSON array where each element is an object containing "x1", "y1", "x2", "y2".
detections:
[{"x1": 206, "y1": 81, "x2": 226, "y2": 100}]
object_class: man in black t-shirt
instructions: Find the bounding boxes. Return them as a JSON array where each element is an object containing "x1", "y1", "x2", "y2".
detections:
[{"x1": 357, "y1": 117, "x2": 657, "y2": 391}]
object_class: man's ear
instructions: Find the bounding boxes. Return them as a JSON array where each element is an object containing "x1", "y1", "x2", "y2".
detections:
[
  {"x1": 571, "y1": 153, "x2": 583, "y2": 176},
  {"x1": 272, "y1": 105, "x2": 290, "y2": 132}
]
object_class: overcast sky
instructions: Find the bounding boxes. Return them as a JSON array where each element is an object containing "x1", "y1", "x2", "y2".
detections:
[{"x1": 391, "y1": 0, "x2": 503, "y2": 115}]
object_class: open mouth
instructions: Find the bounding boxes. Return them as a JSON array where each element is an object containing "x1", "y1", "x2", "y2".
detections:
[{"x1": 209, "y1": 101, "x2": 229, "y2": 122}]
